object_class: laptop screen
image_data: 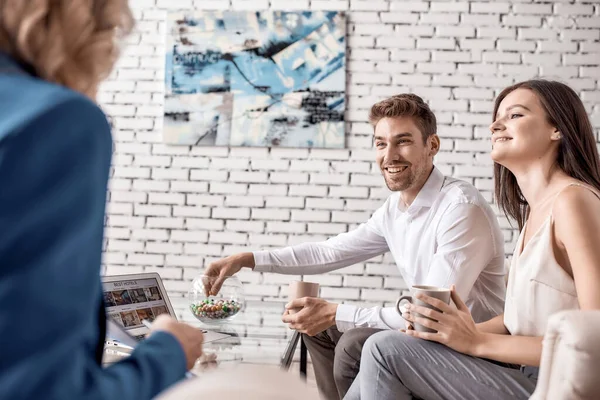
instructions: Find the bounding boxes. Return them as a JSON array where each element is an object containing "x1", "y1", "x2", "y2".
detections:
[{"x1": 103, "y1": 276, "x2": 170, "y2": 332}]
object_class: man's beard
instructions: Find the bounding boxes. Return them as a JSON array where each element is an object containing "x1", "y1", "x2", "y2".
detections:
[{"x1": 383, "y1": 168, "x2": 415, "y2": 192}]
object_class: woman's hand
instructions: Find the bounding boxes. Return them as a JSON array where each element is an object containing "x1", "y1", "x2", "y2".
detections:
[{"x1": 403, "y1": 285, "x2": 483, "y2": 355}]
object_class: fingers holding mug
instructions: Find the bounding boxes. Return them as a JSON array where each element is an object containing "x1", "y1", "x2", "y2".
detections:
[
  {"x1": 396, "y1": 295, "x2": 414, "y2": 329},
  {"x1": 401, "y1": 311, "x2": 414, "y2": 330}
]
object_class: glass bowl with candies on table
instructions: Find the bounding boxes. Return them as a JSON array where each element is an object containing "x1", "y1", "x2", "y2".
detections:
[{"x1": 188, "y1": 275, "x2": 245, "y2": 324}]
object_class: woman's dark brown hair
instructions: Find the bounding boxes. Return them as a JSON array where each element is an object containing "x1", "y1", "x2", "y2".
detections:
[{"x1": 493, "y1": 80, "x2": 600, "y2": 230}]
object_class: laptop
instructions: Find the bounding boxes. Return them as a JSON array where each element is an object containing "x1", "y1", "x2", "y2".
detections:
[{"x1": 102, "y1": 273, "x2": 229, "y2": 347}]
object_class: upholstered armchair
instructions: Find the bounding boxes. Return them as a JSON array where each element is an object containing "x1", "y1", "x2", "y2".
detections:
[{"x1": 531, "y1": 310, "x2": 600, "y2": 400}]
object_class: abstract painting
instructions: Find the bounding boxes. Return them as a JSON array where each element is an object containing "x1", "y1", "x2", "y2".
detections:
[{"x1": 164, "y1": 11, "x2": 346, "y2": 148}]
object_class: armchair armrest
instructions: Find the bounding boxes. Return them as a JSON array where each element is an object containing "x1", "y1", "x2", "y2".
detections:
[{"x1": 531, "y1": 310, "x2": 600, "y2": 400}]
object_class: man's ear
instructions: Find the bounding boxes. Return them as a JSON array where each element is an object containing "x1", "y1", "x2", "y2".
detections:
[{"x1": 428, "y1": 134, "x2": 440, "y2": 156}]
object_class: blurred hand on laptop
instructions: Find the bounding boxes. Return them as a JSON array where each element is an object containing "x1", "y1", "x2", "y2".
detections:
[{"x1": 151, "y1": 315, "x2": 205, "y2": 370}]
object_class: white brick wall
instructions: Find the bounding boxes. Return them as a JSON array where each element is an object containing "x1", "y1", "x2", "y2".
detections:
[{"x1": 100, "y1": 0, "x2": 600, "y2": 309}]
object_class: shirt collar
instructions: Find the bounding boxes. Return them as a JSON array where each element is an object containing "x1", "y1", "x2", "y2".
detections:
[{"x1": 399, "y1": 166, "x2": 445, "y2": 213}]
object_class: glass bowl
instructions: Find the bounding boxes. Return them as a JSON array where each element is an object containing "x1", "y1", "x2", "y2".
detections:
[{"x1": 188, "y1": 275, "x2": 245, "y2": 324}]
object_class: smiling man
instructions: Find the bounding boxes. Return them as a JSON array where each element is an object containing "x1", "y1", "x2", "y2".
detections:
[{"x1": 204, "y1": 94, "x2": 507, "y2": 400}]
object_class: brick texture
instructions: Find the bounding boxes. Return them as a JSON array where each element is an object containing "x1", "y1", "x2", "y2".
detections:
[{"x1": 100, "y1": 0, "x2": 600, "y2": 309}]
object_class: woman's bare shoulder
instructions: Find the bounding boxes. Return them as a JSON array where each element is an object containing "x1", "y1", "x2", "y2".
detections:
[{"x1": 553, "y1": 182, "x2": 600, "y2": 231}]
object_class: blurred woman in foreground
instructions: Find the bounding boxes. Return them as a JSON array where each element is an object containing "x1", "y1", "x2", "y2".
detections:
[{"x1": 0, "y1": 2, "x2": 204, "y2": 399}]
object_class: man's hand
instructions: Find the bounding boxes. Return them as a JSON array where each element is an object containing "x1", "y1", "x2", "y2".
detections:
[
  {"x1": 281, "y1": 297, "x2": 338, "y2": 336},
  {"x1": 150, "y1": 315, "x2": 204, "y2": 370},
  {"x1": 203, "y1": 252, "x2": 255, "y2": 296}
]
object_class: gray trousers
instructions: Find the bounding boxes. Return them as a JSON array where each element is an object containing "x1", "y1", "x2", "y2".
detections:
[
  {"x1": 344, "y1": 331, "x2": 538, "y2": 400},
  {"x1": 302, "y1": 327, "x2": 383, "y2": 400}
]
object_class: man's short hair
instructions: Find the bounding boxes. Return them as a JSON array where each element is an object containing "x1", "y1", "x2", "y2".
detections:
[{"x1": 369, "y1": 94, "x2": 437, "y2": 143}]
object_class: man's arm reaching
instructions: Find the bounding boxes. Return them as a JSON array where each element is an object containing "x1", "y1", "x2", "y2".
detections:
[{"x1": 253, "y1": 214, "x2": 390, "y2": 275}]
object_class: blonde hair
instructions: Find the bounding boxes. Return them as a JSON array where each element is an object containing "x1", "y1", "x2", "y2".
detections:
[{"x1": 0, "y1": 0, "x2": 134, "y2": 99}]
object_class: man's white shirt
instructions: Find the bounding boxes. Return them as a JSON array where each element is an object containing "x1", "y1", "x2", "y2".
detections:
[{"x1": 253, "y1": 167, "x2": 506, "y2": 331}]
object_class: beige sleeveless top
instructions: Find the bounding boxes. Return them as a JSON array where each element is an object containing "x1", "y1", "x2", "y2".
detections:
[{"x1": 504, "y1": 183, "x2": 599, "y2": 336}]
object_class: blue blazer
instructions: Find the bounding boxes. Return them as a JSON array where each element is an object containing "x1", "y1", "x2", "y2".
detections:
[{"x1": 0, "y1": 53, "x2": 186, "y2": 399}]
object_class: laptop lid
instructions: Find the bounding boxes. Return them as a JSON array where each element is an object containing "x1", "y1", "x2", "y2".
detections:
[{"x1": 102, "y1": 272, "x2": 176, "y2": 338}]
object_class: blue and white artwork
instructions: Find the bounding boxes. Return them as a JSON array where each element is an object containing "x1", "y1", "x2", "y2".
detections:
[{"x1": 164, "y1": 11, "x2": 346, "y2": 148}]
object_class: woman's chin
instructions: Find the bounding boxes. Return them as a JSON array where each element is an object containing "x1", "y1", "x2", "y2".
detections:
[
  {"x1": 490, "y1": 147, "x2": 508, "y2": 163},
  {"x1": 491, "y1": 150, "x2": 516, "y2": 171}
]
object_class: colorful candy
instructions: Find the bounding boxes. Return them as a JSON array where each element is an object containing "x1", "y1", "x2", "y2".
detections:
[{"x1": 190, "y1": 298, "x2": 241, "y2": 321}]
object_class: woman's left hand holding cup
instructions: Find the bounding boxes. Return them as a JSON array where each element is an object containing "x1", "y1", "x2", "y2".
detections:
[{"x1": 402, "y1": 285, "x2": 483, "y2": 355}]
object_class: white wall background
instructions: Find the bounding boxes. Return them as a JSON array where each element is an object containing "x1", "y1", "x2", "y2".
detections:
[{"x1": 99, "y1": 0, "x2": 600, "y2": 309}]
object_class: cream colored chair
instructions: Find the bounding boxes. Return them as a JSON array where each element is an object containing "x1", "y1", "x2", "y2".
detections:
[
  {"x1": 156, "y1": 364, "x2": 319, "y2": 400},
  {"x1": 531, "y1": 310, "x2": 600, "y2": 400},
  {"x1": 505, "y1": 259, "x2": 600, "y2": 399}
]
